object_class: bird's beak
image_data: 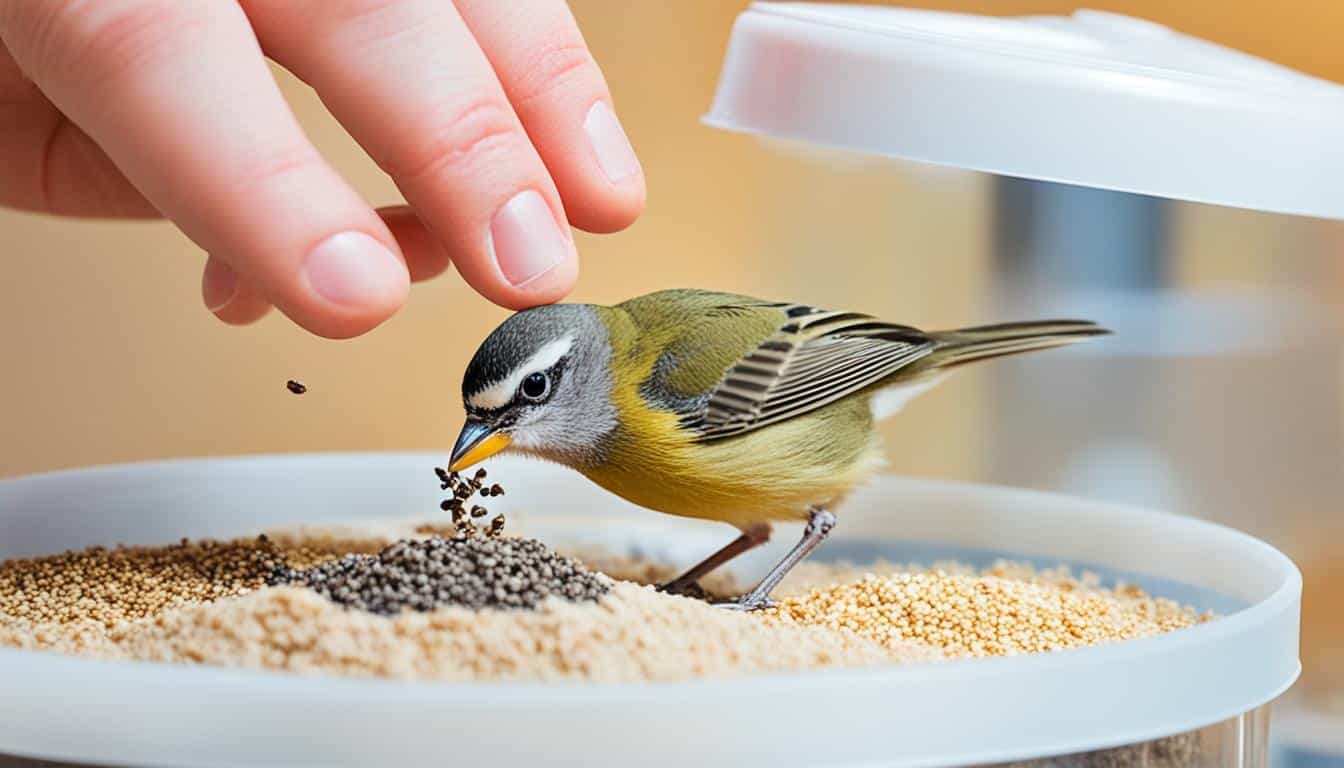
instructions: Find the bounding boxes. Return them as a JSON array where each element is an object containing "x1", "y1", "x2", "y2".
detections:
[{"x1": 449, "y1": 419, "x2": 512, "y2": 472}]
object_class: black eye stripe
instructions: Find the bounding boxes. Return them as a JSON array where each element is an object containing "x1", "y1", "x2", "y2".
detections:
[
  {"x1": 465, "y1": 356, "x2": 569, "y2": 415},
  {"x1": 466, "y1": 404, "x2": 505, "y2": 420}
]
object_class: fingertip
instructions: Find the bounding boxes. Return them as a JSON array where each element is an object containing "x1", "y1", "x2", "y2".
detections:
[
  {"x1": 450, "y1": 189, "x2": 578, "y2": 310},
  {"x1": 202, "y1": 255, "x2": 240, "y2": 312},
  {"x1": 212, "y1": 286, "x2": 273, "y2": 325},
  {"x1": 450, "y1": 231, "x2": 579, "y2": 312},
  {"x1": 565, "y1": 172, "x2": 646, "y2": 234},
  {"x1": 565, "y1": 99, "x2": 646, "y2": 233},
  {"x1": 220, "y1": 229, "x2": 411, "y2": 340},
  {"x1": 202, "y1": 257, "x2": 272, "y2": 325},
  {"x1": 276, "y1": 230, "x2": 409, "y2": 338},
  {"x1": 488, "y1": 243, "x2": 579, "y2": 310},
  {"x1": 527, "y1": 98, "x2": 647, "y2": 235},
  {"x1": 280, "y1": 303, "x2": 401, "y2": 340}
]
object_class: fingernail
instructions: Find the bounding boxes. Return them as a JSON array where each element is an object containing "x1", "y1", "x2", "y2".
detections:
[
  {"x1": 583, "y1": 101, "x2": 640, "y2": 183},
  {"x1": 303, "y1": 231, "x2": 409, "y2": 307},
  {"x1": 202, "y1": 257, "x2": 238, "y2": 312},
  {"x1": 489, "y1": 191, "x2": 571, "y2": 286}
]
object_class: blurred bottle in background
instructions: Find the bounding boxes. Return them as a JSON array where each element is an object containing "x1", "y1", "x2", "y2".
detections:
[
  {"x1": 986, "y1": 177, "x2": 1344, "y2": 764},
  {"x1": 987, "y1": 178, "x2": 1344, "y2": 546},
  {"x1": 742, "y1": 138, "x2": 1344, "y2": 763}
]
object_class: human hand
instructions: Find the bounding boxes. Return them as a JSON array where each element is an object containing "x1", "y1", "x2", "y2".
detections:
[{"x1": 0, "y1": 1, "x2": 644, "y2": 338}]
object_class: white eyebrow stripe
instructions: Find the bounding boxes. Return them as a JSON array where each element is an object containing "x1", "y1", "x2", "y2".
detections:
[{"x1": 467, "y1": 335, "x2": 574, "y2": 410}]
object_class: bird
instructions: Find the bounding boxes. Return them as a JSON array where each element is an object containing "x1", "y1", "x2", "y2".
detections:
[{"x1": 448, "y1": 288, "x2": 1108, "y2": 610}]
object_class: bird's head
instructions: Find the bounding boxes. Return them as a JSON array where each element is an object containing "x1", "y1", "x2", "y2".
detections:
[{"x1": 449, "y1": 304, "x2": 618, "y2": 473}]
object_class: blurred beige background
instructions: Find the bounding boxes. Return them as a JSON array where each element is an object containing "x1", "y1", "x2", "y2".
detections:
[{"x1": 2, "y1": 0, "x2": 1343, "y2": 481}]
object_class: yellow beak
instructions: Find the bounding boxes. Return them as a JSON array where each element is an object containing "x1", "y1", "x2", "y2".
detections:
[{"x1": 449, "y1": 419, "x2": 512, "y2": 472}]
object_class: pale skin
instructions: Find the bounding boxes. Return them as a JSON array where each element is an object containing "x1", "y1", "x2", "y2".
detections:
[{"x1": 0, "y1": 0, "x2": 645, "y2": 338}]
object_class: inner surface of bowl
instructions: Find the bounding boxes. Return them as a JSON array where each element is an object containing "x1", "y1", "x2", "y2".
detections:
[{"x1": 0, "y1": 453, "x2": 1302, "y2": 768}]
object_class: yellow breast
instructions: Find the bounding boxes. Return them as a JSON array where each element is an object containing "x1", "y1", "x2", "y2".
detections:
[{"x1": 579, "y1": 382, "x2": 885, "y2": 530}]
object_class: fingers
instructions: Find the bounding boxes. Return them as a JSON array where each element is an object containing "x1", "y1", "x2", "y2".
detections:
[
  {"x1": 0, "y1": 41, "x2": 155, "y2": 217},
  {"x1": 242, "y1": 0, "x2": 578, "y2": 310},
  {"x1": 202, "y1": 256, "x2": 272, "y2": 325},
  {"x1": 456, "y1": 0, "x2": 645, "y2": 234},
  {"x1": 0, "y1": 0, "x2": 409, "y2": 339},
  {"x1": 200, "y1": 206, "x2": 447, "y2": 324}
]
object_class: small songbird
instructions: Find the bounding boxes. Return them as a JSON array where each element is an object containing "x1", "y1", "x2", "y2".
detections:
[{"x1": 449, "y1": 289, "x2": 1107, "y2": 609}]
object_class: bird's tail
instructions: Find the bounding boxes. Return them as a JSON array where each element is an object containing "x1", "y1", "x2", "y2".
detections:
[{"x1": 923, "y1": 320, "x2": 1109, "y2": 370}]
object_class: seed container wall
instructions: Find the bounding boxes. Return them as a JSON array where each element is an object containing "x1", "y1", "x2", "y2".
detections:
[
  {"x1": 0, "y1": 453, "x2": 1300, "y2": 768},
  {"x1": 979, "y1": 706, "x2": 1270, "y2": 768}
]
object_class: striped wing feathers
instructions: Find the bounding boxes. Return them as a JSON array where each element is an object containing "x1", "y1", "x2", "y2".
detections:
[{"x1": 685, "y1": 305, "x2": 933, "y2": 440}]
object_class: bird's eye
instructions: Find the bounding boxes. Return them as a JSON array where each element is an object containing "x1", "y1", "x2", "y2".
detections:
[{"x1": 520, "y1": 372, "x2": 550, "y2": 401}]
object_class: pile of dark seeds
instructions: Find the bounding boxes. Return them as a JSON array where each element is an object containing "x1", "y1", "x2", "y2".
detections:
[
  {"x1": 268, "y1": 465, "x2": 608, "y2": 614},
  {"x1": 268, "y1": 535, "x2": 610, "y2": 614}
]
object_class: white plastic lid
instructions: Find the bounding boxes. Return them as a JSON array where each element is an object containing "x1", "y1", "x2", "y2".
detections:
[{"x1": 705, "y1": 3, "x2": 1344, "y2": 220}]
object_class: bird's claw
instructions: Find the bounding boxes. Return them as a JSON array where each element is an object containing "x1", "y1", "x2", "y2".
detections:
[{"x1": 713, "y1": 595, "x2": 776, "y2": 612}]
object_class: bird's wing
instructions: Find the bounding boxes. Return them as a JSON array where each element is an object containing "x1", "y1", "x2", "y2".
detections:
[
  {"x1": 623, "y1": 290, "x2": 790, "y2": 412},
  {"x1": 681, "y1": 304, "x2": 935, "y2": 441}
]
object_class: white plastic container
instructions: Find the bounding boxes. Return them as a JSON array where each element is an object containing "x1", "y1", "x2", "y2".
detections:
[
  {"x1": 703, "y1": 6, "x2": 1344, "y2": 765},
  {"x1": 0, "y1": 453, "x2": 1302, "y2": 767}
]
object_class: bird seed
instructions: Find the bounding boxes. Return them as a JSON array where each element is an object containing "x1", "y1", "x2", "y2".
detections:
[
  {"x1": 0, "y1": 535, "x2": 333, "y2": 627},
  {"x1": 435, "y1": 466, "x2": 507, "y2": 538},
  {"x1": 267, "y1": 535, "x2": 610, "y2": 614},
  {"x1": 0, "y1": 527, "x2": 1214, "y2": 768}
]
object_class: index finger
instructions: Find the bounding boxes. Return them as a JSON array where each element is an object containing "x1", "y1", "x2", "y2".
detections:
[
  {"x1": 456, "y1": 0, "x2": 646, "y2": 234},
  {"x1": 243, "y1": 0, "x2": 579, "y2": 310}
]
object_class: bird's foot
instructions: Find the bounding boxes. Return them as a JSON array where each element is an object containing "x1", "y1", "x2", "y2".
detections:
[
  {"x1": 712, "y1": 594, "x2": 776, "y2": 612},
  {"x1": 709, "y1": 507, "x2": 835, "y2": 613}
]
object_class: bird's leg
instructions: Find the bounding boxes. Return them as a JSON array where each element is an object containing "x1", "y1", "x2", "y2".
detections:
[
  {"x1": 658, "y1": 523, "x2": 771, "y2": 597},
  {"x1": 718, "y1": 507, "x2": 836, "y2": 611}
]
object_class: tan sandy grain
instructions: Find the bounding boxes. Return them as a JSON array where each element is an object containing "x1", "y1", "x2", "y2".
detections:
[
  {"x1": 1, "y1": 527, "x2": 1205, "y2": 684},
  {"x1": 762, "y1": 570, "x2": 1202, "y2": 658},
  {"x1": 8, "y1": 583, "x2": 941, "y2": 681}
]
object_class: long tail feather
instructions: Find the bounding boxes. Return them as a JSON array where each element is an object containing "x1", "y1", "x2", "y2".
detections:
[{"x1": 925, "y1": 320, "x2": 1109, "y2": 369}]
